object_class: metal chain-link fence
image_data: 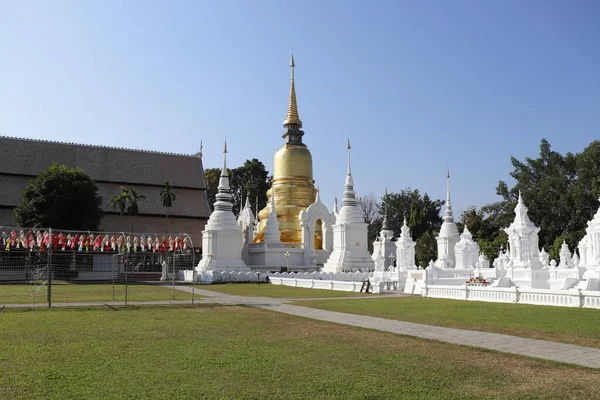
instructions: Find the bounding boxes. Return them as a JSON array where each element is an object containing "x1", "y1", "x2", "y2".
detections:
[{"x1": 0, "y1": 227, "x2": 198, "y2": 307}]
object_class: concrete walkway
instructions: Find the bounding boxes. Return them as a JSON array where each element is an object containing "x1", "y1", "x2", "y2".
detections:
[{"x1": 4, "y1": 284, "x2": 600, "y2": 369}]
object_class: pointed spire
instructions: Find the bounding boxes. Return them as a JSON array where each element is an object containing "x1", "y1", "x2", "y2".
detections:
[
  {"x1": 214, "y1": 140, "x2": 233, "y2": 212},
  {"x1": 346, "y1": 136, "x2": 352, "y2": 176},
  {"x1": 342, "y1": 138, "x2": 357, "y2": 207},
  {"x1": 315, "y1": 187, "x2": 321, "y2": 203},
  {"x1": 382, "y1": 188, "x2": 390, "y2": 231},
  {"x1": 333, "y1": 194, "x2": 339, "y2": 214},
  {"x1": 244, "y1": 195, "x2": 251, "y2": 210},
  {"x1": 221, "y1": 140, "x2": 228, "y2": 177},
  {"x1": 283, "y1": 53, "x2": 302, "y2": 128},
  {"x1": 400, "y1": 216, "x2": 411, "y2": 240},
  {"x1": 512, "y1": 189, "x2": 533, "y2": 226},
  {"x1": 443, "y1": 169, "x2": 454, "y2": 223}
]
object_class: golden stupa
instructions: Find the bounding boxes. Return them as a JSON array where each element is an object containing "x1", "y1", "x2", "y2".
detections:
[{"x1": 254, "y1": 55, "x2": 320, "y2": 245}]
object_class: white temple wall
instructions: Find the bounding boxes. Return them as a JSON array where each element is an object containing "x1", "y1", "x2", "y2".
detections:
[{"x1": 422, "y1": 284, "x2": 600, "y2": 309}]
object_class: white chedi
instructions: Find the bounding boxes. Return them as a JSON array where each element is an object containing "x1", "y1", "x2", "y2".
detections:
[
  {"x1": 395, "y1": 217, "x2": 417, "y2": 270},
  {"x1": 264, "y1": 191, "x2": 282, "y2": 244},
  {"x1": 454, "y1": 226, "x2": 480, "y2": 269},
  {"x1": 436, "y1": 170, "x2": 460, "y2": 269},
  {"x1": 323, "y1": 138, "x2": 374, "y2": 273},
  {"x1": 504, "y1": 191, "x2": 544, "y2": 269},
  {"x1": 197, "y1": 142, "x2": 248, "y2": 273},
  {"x1": 237, "y1": 196, "x2": 255, "y2": 240},
  {"x1": 558, "y1": 241, "x2": 573, "y2": 268},
  {"x1": 539, "y1": 247, "x2": 549, "y2": 267},
  {"x1": 580, "y1": 198, "x2": 600, "y2": 279},
  {"x1": 578, "y1": 198, "x2": 600, "y2": 269},
  {"x1": 237, "y1": 196, "x2": 256, "y2": 264},
  {"x1": 372, "y1": 191, "x2": 396, "y2": 269}
]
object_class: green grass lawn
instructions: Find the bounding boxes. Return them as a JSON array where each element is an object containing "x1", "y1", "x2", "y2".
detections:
[
  {"x1": 196, "y1": 282, "x2": 375, "y2": 298},
  {"x1": 0, "y1": 281, "x2": 200, "y2": 304},
  {"x1": 1, "y1": 305, "x2": 599, "y2": 399},
  {"x1": 294, "y1": 297, "x2": 600, "y2": 348}
]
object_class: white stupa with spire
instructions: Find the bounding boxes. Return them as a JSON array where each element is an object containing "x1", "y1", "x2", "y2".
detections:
[
  {"x1": 454, "y1": 226, "x2": 480, "y2": 269},
  {"x1": 197, "y1": 141, "x2": 249, "y2": 272},
  {"x1": 372, "y1": 188, "x2": 396, "y2": 269},
  {"x1": 435, "y1": 169, "x2": 460, "y2": 269},
  {"x1": 580, "y1": 197, "x2": 600, "y2": 278},
  {"x1": 237, "y1": 195, "x2": 256, "y2": 264},
  {"x1": 332, "y1": 194, "x2": 339, "y2": 217},
  {"x1": 395, "y1": 217, "x2": 417, "y2": 270},
  {"x1": 264, "y1": 190, "x2": 282, "y2": 244},
  {"x1": 558, "y1": 241, "x2": 573, "y2": 268},
  {"x1": 504, "y1": 191, "x2": 544, "y2": 270},
  {"x1": 323, "y1": 138, "x2": 375, "y2": 272}
]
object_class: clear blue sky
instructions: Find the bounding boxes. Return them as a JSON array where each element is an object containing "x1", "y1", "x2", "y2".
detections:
[{"x1": 1, "y1": 0, "x2": 599, "y2": 217}]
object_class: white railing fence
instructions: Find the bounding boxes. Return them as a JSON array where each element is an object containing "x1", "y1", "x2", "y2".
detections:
[
  {"x1": 423, "y1": 284, "x2": 600, "y2": 309},
  {"x1": 184, "y1": 270, "x2": 373, "y2": 285}
]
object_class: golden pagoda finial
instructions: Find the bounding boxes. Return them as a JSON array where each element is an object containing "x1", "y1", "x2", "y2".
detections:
[{"x1": 283, "y1": 53, "x2": 302, "y2": 128}]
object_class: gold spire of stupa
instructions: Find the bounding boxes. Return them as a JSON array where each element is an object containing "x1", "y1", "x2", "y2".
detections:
[
  {"x1": 254, "y1": 54, "x2": 316, "y2": 244},
  {"x1": 283, "y1": 53, "x2": 302, "y2": 128}
]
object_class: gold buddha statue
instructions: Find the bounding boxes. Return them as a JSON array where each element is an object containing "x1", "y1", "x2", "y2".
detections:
[{"x1": 254, "y1": 55, "x2": 320, "y2": 246}]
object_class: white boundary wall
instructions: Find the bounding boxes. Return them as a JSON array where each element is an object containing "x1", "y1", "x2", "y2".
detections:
[
  {"x1": 423, "y1": 284, "x2": 600, "y2": 309},
  {"x1": 185, "y1": 270, "x2": 372, "y2": 285},
  {"x1": 269, "y1": 277, "x2": 365, "y2": 292}
]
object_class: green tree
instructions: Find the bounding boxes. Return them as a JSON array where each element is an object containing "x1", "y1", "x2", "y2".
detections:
[
  {"x1": 384, "y1": 189, "x2": 443, "y2": 240},
  {"x1": 110, "y1": 187, "x2": 130, "y2": 232},
  {"x1": 160, "y1": 181, "x2": 177, "y2": 234},
  {"x1": 487, "y1": 139, "x2": 599, "y2": 253},
  {"x1": 126, "y1": 188, "x2": 145, "y2": 233},
  {"x1": 357, "y1": 193, "x2": 381, "y2": 252},
  {"x1": 458, "y1": 206, "x2": 508, "y2": 263},
  {"x1": 415, "y1": 231, "x2": 437, "y2": 268},
  {"x1": 380, "y1": 188, "x2": 443, "y2": 265},
  {"x1": 230, "y1": 158, "x2": 270, "y2": 216},
  {"x1": 14, "y1": 163, "x2": 103, "y2": 230},
  {"x1": 205, "y1": 158, "x2": 270, "y2": 216}
]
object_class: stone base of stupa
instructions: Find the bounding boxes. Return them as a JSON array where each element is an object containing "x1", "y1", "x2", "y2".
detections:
[
  {"x1": 196, "y1": 229, "x2": 249, "y2": 273},
  {"x1": 244, "y1": 242, "x2": 320, "y2": 272},
  {"x1": 322, "y1": 248, "x2": 374, "y2": 273}
]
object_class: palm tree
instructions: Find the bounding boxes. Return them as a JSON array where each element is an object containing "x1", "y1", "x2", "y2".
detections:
[
  {"x1": 160, "y1": 181, "x2": 177, "y2": 235},
  {"x1": 110, "y1": 187, "x2": 130, "y2": 232},
  {"x1": 126, "y1": 188, "x2": 146, "y2": 233}
]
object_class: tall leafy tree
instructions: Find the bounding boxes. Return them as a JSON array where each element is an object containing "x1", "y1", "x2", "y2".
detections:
[
  {"x1": 487, "y1": 139, "x2": 599, "y2": 255},
  {"x1": 458, "y1": 206, "x2": 508, "y2": 263},
  {"x1": 126, "y1": 188, "x2": 145, "y2": 233},
  {"x1": 160, "y1": 181, "x2": 176, "y2": 234},
  {"x1": 14, "y1": 163, "x2": 102, "y2": 230},
  {"x1": 230, "y1": 158, "x2": 270, "y2": 216},
  {"x1": 110, "y1": 187, "x2": 130, "y2": 232},
  {"x1": 385, "y1": 189, "x2": 443, "y2": 240},
  {"x1": 373, "y1": 188, "x2": 443, "y2": 265},
  {"x1": 357, "y1": 193, "x2": 381, "y2": 252},
  {"x1": 205, "y1": 158, "x2": 270, "y2": 216}
]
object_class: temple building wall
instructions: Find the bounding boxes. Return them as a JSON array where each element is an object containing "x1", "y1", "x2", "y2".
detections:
[{"x1": 0, "y1": 136, "x2": 210, "y2": 247}]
